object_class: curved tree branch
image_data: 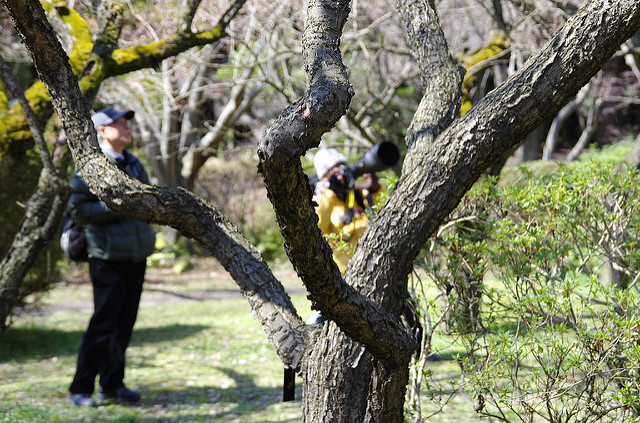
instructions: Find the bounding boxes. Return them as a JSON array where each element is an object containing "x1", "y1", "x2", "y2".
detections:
[
  {"x1": 4, "y1": 0, "x2": 308, "y2": 371},
  {"x1": 398, "y1": 0, "x2": 463, "y2": 165},
  {"x1": 353, "y1": 0, "x2": 640, "y2": 310}
]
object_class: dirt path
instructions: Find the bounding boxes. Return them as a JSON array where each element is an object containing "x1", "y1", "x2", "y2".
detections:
[{"x1": 22, "y1": 257, "x2": 307, "y2": 316}]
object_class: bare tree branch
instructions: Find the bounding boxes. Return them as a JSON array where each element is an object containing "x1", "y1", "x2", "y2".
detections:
[
  {"x1": 177, "y1": 0, "x2": 203, "y2": 33},
  {"x1": 107, "y1": 0, "x2": 248, "y2": 75},
  {"x1": 1, "y1": 0, "x2": 247, "y2": 154},
  {"x1": 397, "y1": 0, "x2": 464, "y2": 170},
  {"x1": 542, "y1": 82, "x2": 591, "y2": 160},
  {"x1": 0, "y1": 57, "x2": 54, "y2": 172},
  {"x1": 181, "y1": 67, "x2": 262, "y2": 188},
  {"x1": 566, "y1": 97, "x2": 603, "y2": 161}
]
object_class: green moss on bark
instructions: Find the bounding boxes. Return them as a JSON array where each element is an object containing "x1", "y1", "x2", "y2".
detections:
[
  {"x1": 42, "y1": 0, "x2": 94, "y2": 74},
  {"x1": 460, "y1": 33, "x2": 509, "y2": 115}
]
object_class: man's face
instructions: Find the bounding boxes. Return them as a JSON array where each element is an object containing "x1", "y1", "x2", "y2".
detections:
[{"x1": 100, "y1": 117, "x2": 132, "y2": 145}]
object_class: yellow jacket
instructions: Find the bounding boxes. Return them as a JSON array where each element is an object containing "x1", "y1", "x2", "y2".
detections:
[{"x1": 315, "y1": 185, "x2": 382, "y2": 274}]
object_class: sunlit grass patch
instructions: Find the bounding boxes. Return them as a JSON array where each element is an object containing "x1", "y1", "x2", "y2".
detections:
[
  {"x1": 0, "y1": 288, "x2": 308, "y2": 423},
  {"x1": 1, "y1": 266, "x2": 491, "y2": 422}
]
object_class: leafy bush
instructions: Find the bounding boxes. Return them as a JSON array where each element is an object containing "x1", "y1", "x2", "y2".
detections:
[{"x1": 411, "y1": 159, "x2": 640, "y2": 423}]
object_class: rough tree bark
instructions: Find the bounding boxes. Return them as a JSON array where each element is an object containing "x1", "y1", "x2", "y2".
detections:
[
  {"x1": 257, "y1": 0, "x2": 415, "y2": 418},
  {"x1": 3, "y1": 0, "x2": 640, "y2": 422}
]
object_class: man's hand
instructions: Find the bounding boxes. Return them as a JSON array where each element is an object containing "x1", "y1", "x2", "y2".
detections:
[
  {"x1": 363, "y1": 173, "x2": 380, "y2": 193},
  {"x1": 326, "y1": 164, "x2": 348, "y2": 193}
]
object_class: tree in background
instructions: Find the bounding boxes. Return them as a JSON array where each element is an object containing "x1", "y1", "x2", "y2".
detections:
[{"x1": 96, "y1": 0, "x2": 423, "y2": 189}]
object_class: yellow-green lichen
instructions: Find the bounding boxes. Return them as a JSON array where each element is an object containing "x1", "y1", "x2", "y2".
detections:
[
  {"x1": 0, "y1": 81, "x2": 8, "y2": 114},
  {"x1": 0, "y1": 81, "x2": 54, "y2": 156},
  {"x1": 41, "y1": 0, "x2": 94, "y2": 74},
  {"x1": 110, "y1": 26, "x2": 225, "y2": 75},
  {"x1": 1, "y1": 1, "x2": 95, "y2": 158},
  {"x1": 460, "y1": 33, "x2": 509, "y2": 115}
]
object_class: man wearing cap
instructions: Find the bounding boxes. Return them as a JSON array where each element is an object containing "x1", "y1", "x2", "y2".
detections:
[{"x1": 67, "y1": 107, "x2": 156, "y2": 407}]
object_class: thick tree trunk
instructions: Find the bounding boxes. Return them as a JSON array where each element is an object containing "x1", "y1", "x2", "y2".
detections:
[
  {"x1": 302, "y1": 327, "x2": 409, "y2": 422},
  {"x1": 303, "y1": 325, "x2": 372, "y2": 421},
  {"x1": 257, "y1": 1, "x2": 415, "y2": 420}
]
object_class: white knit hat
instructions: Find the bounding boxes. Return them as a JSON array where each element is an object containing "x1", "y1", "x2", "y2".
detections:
[{"x1": 313, "y1": 148, "x2": 347, "y2": 178}]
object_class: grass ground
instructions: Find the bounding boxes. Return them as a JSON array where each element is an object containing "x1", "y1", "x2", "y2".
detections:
[{"x1": 0, "y1": 259, "x2": 487, "y2": 422}]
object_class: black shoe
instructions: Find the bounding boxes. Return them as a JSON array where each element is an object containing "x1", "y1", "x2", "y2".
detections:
[
  {"x1": 98, "y1": 386, "x2": 141, "y2": 402},
  {"x1": 68, "y1": 393, "x2": 97, "y2": 407}
]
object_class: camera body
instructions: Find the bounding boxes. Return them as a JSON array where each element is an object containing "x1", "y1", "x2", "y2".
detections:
[{"x1": 338, "y1": 141, "x2": 400, "y2": 190}]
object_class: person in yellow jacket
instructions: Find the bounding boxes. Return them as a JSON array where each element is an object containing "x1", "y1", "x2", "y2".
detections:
[
  {"x1": 308, "y1": 147, "x2": 423, "y2": 358},
  {"x1": 307, "y1": 147, "x2": 384, "y2": 324},
  {"x1": 313, "y1": 147, "x2": 384, "y2": 274}
]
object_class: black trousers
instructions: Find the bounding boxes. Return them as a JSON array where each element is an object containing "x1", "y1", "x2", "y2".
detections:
[{"x1": 69, "y1": 258, "x2": 146, "y2": 395}]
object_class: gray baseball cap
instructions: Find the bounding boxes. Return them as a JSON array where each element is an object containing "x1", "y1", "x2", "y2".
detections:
[{"x1": 91, "y1": 107, "x2": 134, "y2": 128}]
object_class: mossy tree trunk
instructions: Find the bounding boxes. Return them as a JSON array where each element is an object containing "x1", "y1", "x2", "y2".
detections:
[{"x1": 0, "y1": 55, "x2": 71, "y2": 336}]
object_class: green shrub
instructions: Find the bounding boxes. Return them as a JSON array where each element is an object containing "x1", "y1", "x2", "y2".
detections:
[{"x1": 412, "y1": 158, "x2": 640, "y2": 423}]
